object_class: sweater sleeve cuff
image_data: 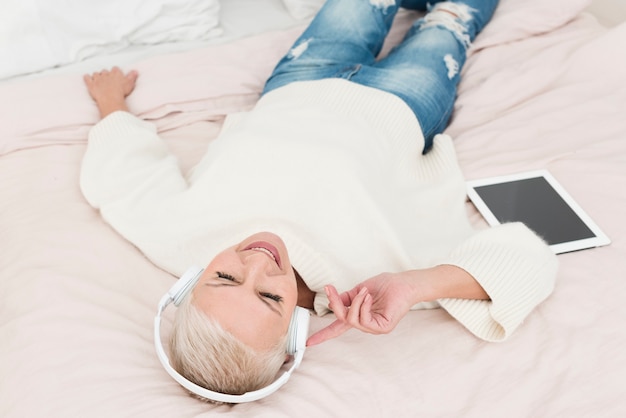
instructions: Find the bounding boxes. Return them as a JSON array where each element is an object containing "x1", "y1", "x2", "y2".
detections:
[
  {"x1": 438, "y1": 223, "x2": 558, "y2": 342},
  {"x1": 88, "y1": 111, "x2": 157, "y2": 146}
]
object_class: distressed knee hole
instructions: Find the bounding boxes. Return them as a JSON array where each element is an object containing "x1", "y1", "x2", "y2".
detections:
[
  {"x1": 443, "y1": 54, "x2": 459, "y2": 79},
  {"x1": 417, "y1": 2, "x2": 476, "y2": 49},
  {"x1": 288, "y1": 39, "x2": 311, "y2": 59},
  {"x1": 428, "y1": 2, "x2": 474, "y2": 22},
  {"x1": 369, "y1": 0, "x2": 397, "y2": 8}
]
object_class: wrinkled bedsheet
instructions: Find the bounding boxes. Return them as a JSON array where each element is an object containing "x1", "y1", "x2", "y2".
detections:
[{"x1": 1, "y1": 7, "x2": 625, "y2": 418}]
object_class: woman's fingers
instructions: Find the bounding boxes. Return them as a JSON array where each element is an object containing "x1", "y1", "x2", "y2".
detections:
[
  {"x1": 360, "y1": 293, "x2": 373, "y2": 327},
  {"x1": 326, "y1": 285, "x2": 348, "y2": 320},
  {"x1": 83, "y1": 67, "x2": 139, "y2": 98},
  {"x1": 326, "y1": 285, "x2": 380, "y2": 334},
  {"x1": 305, "y1": 319, "x2": 352, "y2": 347},
  {"x1": 125, "y1": 70, "x2": 139, "y2": 95},
  {"x1": 83, "y1": 67, "x2": 133, "y2": 81},
  {"x1": 305, "y1": 286, "x2": 355, "y2": 347},
  {"x1": 127, "y1": 70, "x2": 138, "y2": 82},
  {"x1": 346, "y1": 287, "x2": 369, "y2": 327}
]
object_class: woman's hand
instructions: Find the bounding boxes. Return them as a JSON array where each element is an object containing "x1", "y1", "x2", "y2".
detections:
[
  {"x1": 306, "y1": 271, "x2": 422, "y2": 347},
  {"x1": 83, "y1": 67, "x2": 138, "y2": 118}
]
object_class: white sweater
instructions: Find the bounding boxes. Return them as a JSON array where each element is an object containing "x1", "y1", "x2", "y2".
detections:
[{"x1": 80, "y1": 79, "x2": 558, "y2": 342}]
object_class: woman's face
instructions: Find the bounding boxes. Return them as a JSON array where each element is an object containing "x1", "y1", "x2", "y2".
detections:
[{"x1": 192, "y1": 232, "x2": 298, "y2": 352}]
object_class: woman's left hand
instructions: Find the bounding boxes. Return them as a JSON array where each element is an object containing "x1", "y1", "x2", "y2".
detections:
[{"x1": 306, "y1": 271, "x2": 421, "y2": 346}]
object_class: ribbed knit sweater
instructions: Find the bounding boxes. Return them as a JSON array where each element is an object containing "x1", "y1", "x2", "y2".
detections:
[{"x1": 80, "y1": 79, "x2": 558, "y2": 342}]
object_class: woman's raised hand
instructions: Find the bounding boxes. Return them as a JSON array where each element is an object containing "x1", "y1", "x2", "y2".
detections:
[
  {"x1": 306, "y1": 265, "x2": 488, "y2": 347},
  {"x1": 306, "y1": 271, "x2": 421, "y2": 347}
]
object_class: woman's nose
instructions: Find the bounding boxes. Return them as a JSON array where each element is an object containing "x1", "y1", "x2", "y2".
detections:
[{"x1": 243, "y1": 251, "x2": 281, "y2": 276}]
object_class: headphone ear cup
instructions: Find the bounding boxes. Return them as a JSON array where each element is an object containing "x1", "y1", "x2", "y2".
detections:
[
  {"x1": 170, "y1": 266, "x2": 204, "y2": 306},
  {"x1": 286, "y1": 307, "x2": 310, "y2": 355}
]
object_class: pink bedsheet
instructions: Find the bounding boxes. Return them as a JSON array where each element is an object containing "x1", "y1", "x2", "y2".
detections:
[{"x1": 1, "y1": 5, "x2": 625, "y2": 418}]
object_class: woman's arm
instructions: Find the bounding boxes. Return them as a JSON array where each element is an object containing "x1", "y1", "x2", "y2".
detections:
[
  {"x1": 81, "y1": 66, "x2": 189, "y2": 210},
  {"x1": 80, "y1": 67, "x2": 195, "y2": 273},
  {"x1": 306, "y1": 264, "x2": 486, "y2": 346},
  {"x1": 307, "y1": 223, "x2": 557, "y2": 347}
]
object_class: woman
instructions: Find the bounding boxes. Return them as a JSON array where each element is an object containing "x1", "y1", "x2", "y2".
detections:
[{"x1": 81, "y1": 0, "x2": 557, "y2": 398}]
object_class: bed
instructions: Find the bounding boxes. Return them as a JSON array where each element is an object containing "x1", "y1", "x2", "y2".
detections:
[{"x1": 1, "y1": 0, "x2": 625, "y2": 416}]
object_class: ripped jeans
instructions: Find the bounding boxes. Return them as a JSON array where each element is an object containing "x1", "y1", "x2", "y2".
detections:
[{"x1": 263, "y1": 0, "x2": 499, "y2": 151}]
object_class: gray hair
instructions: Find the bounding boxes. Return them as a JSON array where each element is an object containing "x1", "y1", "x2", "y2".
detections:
[{"x1": 169, "y1": 293, "x2": 288, "y2": 402}]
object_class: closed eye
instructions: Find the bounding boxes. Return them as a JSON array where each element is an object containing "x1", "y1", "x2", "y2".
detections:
[
  {"x1": 216, "y1": 271, "x2": 283, "y2": 305},
  {"x1": 216, "y1": 271, "x2": 237, "y2": 282},
  {"x1": 260, "y1": 292, "x2": 283, "y2": 303}
]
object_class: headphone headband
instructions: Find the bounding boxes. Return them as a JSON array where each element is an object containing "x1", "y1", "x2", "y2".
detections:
[{"x1": 154, "y1": 266, "x2": 309, "y2": 403}]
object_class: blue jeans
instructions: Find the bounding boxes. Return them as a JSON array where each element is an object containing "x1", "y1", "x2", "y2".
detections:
[{"x1": 263, "y1": 0, "x2": 499, "y2": 151}]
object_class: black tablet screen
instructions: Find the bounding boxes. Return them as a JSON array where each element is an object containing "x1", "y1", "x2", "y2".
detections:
[{"x1": 473, "y1": 176, "x2": 596, "y2": 245}]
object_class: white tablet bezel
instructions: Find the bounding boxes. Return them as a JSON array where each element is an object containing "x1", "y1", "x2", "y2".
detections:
[{"x1": 466, "y1": 169, "x2": 611, "y2": 254}]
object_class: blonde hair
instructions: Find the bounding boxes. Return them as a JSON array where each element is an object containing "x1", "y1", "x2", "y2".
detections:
[{"x1": 169, "y1": 293, "x2": 287, "y2": 401}]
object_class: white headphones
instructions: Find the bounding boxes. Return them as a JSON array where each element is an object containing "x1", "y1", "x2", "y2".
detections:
[{"x1": 154, "y1": 266, "x2": 310, "y2": 403}]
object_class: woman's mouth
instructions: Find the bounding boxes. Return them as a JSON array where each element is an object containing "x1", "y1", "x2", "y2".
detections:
[{"x1": 243, "y1": 241, "x2": 282, "y2": 269}]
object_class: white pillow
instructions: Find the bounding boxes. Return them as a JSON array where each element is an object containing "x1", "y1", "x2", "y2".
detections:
[
  {"x1": 0, "y1": 0, "x2": 222, "y2": 80},
  {"x1": 281, "y1": 0, "x2": 593, "y2": 47},
  {"x1": 281, "y1": 0, "x2": 325, "y2": 20}
]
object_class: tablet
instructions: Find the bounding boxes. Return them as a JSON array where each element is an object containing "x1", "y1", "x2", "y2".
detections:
[{"x1": 466, "y1": 169, "x2": 610, "y2": 254}]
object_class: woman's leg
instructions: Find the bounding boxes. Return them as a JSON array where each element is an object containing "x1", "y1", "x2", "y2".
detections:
[
  {"x1": 350, "y1": 0, "x2": 499, "y2": 151},
  {"x1": 263, "y1": 0, "x2": 499, "y2": 151},
  {"x1": 263, "y1": 0, "x2": 402, "y2": 94}
]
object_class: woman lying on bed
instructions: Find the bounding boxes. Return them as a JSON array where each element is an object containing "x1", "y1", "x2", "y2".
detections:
[{"x1": 81, "y1": 0, "x2": 557, "y2": 400}]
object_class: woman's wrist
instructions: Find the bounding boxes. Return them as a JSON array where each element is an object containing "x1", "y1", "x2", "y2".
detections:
[
  {"x1": 95, "y1": 97, "x2": 129, "y2": 119},
  {"x1": 408, "y1": 265, "x2": 489, "y2": 303}
]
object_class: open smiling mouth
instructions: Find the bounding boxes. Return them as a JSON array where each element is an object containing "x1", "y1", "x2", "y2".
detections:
[{"x1": 243, "y1": 241, "x2": 282, "y2": 269}]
